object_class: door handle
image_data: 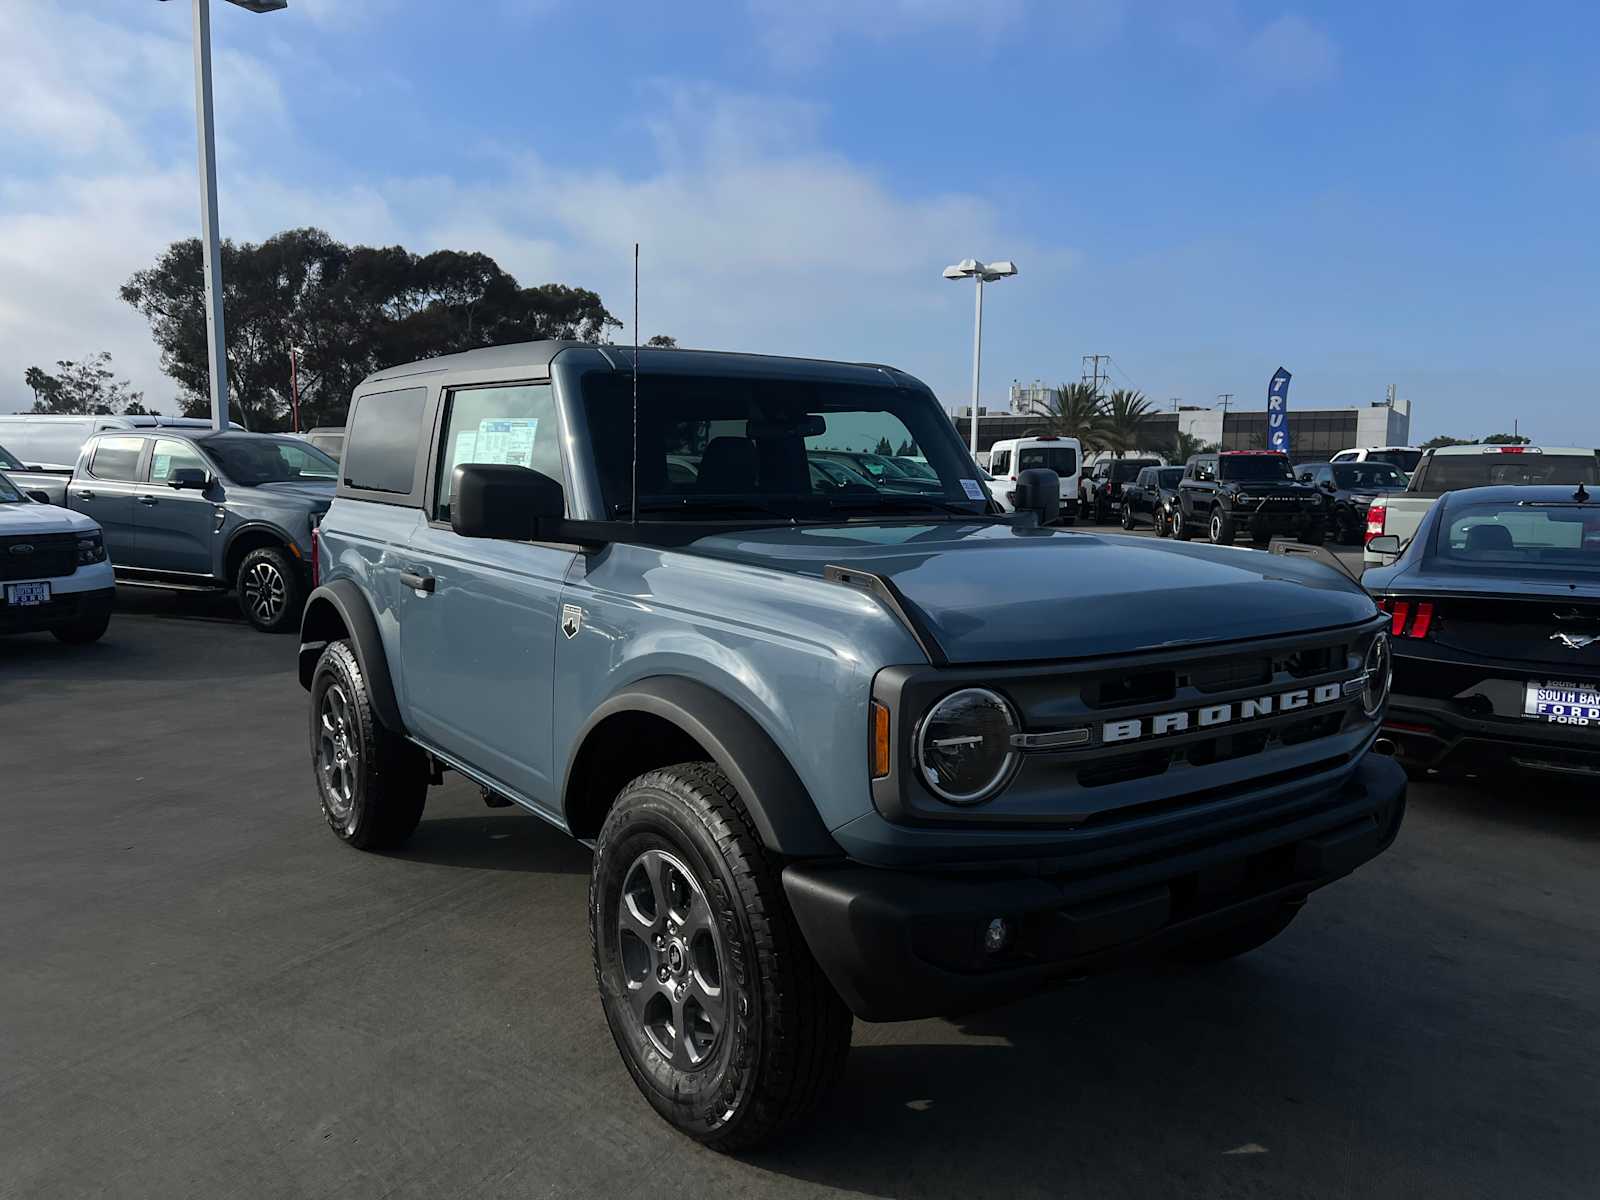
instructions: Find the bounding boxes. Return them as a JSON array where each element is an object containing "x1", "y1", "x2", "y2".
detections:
[
  {"x1": 76, "y1": 489, "x2": 96, "y2": 500},
  {"x1": 399, "y1": 571, "x2": 435, "y2": 594},
  {"x1": 138, "y1": 495, "x2": 159, "y2": 506}
]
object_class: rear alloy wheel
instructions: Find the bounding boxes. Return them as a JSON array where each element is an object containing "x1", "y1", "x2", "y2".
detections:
[
  {"x1": 237, "y1": 545, "x2": 303, "y2": 633},
  {"x1": 1120, "y1": 503, "x2": 1135, "y2": 530},
  {"x1": 592, "y1": 762, "x2": 852, "y2": 1150},
  {"x1": 309, "y1": 640, "x2": 428, "y2": 849},
  {"x1": 1209, "y1": 507, "x2": 1236, "y2": 545}
]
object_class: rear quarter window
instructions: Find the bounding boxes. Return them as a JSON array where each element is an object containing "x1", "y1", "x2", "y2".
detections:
[{"x1": 343, "y1": 386, "x2": 427, "y2": 496}]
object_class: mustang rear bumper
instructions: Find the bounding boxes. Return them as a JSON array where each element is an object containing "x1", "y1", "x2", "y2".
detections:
[
  {"x1": 783, "y1": 752, "x2": 1405, "y2": 1022},
  {"x1": 1386, "y1": 692, "x2": 1600, "y2": 777}
]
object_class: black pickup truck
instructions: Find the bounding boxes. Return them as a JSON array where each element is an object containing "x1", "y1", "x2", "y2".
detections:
[{"x1": 1173, "y1": 451, "x2": 1330, "y2": 546}]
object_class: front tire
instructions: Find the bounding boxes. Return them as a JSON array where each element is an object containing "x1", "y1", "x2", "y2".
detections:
[
  {"x1": 1120, "y1": 503, "x2": 1134, "y2": 530},
  {"x1": 52, "y1": 610, "x2": 110, "y2": 644},
  {"x1": 591, "y1": 762, "x2": 853, "y2": 1150},
  {"x1": 238, "y1": 545, "x2": 303, "y2": 633},
  {"x1": 1153, "y1": 506, "x2": 1169, "y2": 537},
  {"x1": 1209, "y1": 507, "x2": 1236, "y2": 545},
  {"x1": 309, "y1": 640, "x2": 428, "y2": 849},
  {"x1": 1171, "y1": 508, "x2": 1192, "y2": 540}
]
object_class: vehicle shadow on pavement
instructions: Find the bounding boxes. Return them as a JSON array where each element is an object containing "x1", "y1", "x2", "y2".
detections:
[
  {"x1": 386, "y1": 810, "x2": 592, "y2": 875},
  {"x1": 1410, "y1": 775, "x2": 1600, "y2": 842},
  {"x1": 0, "y1": 621, "x2": 282, "y2": 684}
]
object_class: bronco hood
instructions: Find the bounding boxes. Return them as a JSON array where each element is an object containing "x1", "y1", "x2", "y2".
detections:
[{"x1": 684, "y1": 522, "x2": 1375, "y2": 664}]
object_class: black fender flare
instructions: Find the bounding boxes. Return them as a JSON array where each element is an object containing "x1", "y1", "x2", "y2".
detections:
[
  {"x1": 225, "y1": 520, "x2": 303, "y2": 571},
  {"x1": 297, "y1": 579, "x2": 406, "y2": 734},
  {"x1": 565, "y1": 676, "x2": 841, "y2": 859}
]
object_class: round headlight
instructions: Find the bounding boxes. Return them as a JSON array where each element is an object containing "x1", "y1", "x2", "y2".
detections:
[
  {"x1": 914, "y1": 688, "x2": 1019, "y2": 805},
  {"x1": 1362, "y1": 633, "x2": 1391, "y2": 717}
]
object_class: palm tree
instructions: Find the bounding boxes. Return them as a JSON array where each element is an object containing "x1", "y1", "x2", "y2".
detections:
[
  {"x1": 1028, "y1": 382, "x2": 1109, "y2": 452},
  {"x1": 1170, "y1": 429, "x2": 1213, "y2": 464},
  {"x1": 1102, "y1": 388, "x2": 1155, "y2": 458}
]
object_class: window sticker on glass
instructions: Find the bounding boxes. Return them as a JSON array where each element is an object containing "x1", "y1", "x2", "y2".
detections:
[
  {"x1": 452, "y1": 429, "x2": 479, "y2": 472},
  {"x1": 476, "y1": 418, "x2": 538, "y2": 467},
  {"x1": 961, "y1": 478, "x2": 985, "y2": 501},
  {"x1": 151, "y1": 453, "x2": 171, "y2": 480}
]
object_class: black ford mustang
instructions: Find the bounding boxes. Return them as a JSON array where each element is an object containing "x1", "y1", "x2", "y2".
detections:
[{"x1": 1363, "y1": 483, "x2": 1600, "y2": 779}]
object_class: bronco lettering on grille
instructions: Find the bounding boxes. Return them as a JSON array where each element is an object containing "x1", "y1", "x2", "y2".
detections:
[{"x1": 1101, "y1": 680, "x2": 1350, "y2": 745}]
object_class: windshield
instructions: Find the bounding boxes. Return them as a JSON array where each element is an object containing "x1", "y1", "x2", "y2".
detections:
[
  {"x1": 202, "y1": 435, "x2": 338, "y2": 485},
  {"x1": 0, "y1": 471, "x2": 23, "y2": 503},
  {"x1": 1218, "y1": 455, "x2": 1296, "y2": 482},
  {"x1": 1156, "y1": 467, "x2": 1185, "y2": 488},
  {"x1": 1333, "y1": 463, "x2": 1406, "y2": 490},
  {"x1": 1433, "y1": 500, "x2": 1600, "y2": 575},
  {"x1": 1370, "y1": 449, "x2": 1422, "y2": 473},
  {"x1": 1017, "y1": 445, "x2": 1078, "y2": 476},
  {"x1": 580, "y1": 372, "x2": 991, "y2": 521},
  {"x1": 1421, "y1": 452, "x2": 1598, "y2": 493},
  {"x1": 1111, "y1": 459, "x2": 1158, "y2": 482},
  {"x1": 0, "y1": 443, "x2": 21, "y2": 471}
]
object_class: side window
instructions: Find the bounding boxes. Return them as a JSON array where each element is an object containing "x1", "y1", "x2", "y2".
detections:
[
  {"x1": 1315, "y1": 466, "x2": 1333, "y2": 487},
  {"x1": 1197, "y1": 458, "x2": 1216, "y2": 482},
  {"x1": 149, "y1": 438, "x2": 207, "y2": 483},
  {"x1": 992, "y1": 449, "x2": 1010, "y2": 475},
  {"x1": 435, "y1": 383, "x2": 564, "y2": 522},
  {"x1": 344, "y1": 386, "x2": 427, "y2": 495},
  {"x1": 88, "y1": 436, "x2": 145, "y2": 482}
]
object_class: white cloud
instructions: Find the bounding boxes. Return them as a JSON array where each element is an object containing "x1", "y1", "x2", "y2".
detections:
[
  {"x1": 1243, "y1": 14, "x2": 1339, "y2": 91},
  {"x1": 0, "y1": 7, "x2": 1067, "y2": 416}
]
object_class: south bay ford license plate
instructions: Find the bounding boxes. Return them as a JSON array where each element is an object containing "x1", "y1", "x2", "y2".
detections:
[
  {"x1": 4, "y1": 581, "x2": 51, "y2": 607},
  {"x1": 1524, "y1": 683, "x2": 1600, "y2": 726}
]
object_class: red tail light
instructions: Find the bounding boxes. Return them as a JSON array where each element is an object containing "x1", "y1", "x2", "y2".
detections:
[
  {"x1": 1365, "y1": 494, "x2": 1388, "y2": 544},
  {"x1": 1377, "y1": 597, "x2": 1434, "y2": 639},
  {"x1": 310, "y1": 524, "x2": 320, "y2": 589}
]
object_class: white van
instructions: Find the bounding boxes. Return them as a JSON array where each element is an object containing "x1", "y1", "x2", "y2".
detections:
[
  {"x1": 985, "y1": 435, "x2": 1083, "y2": 522},
  {"x1": 0, "y1": 414, "x2": 237, "y2": 472}
]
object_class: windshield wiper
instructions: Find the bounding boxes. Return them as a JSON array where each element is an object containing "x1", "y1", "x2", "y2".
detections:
[{"x1": 826, "y1": 494, "x2": 987, "y2": 517}]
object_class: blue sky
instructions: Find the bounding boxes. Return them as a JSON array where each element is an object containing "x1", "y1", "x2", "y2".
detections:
[{"x1": 2, "y1": 1, "x2": 1597, "y2": 443}]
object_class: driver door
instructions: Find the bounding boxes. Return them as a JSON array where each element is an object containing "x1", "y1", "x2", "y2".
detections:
[{"x1": 135, "y1": 438, "x2": 216, "y2": 574}]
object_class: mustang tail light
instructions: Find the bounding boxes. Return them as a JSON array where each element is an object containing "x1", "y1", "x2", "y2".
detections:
[
  {"x1": 1378, "y1": 597, "x2": 1434, "y2": 639},
  {"x1": 1365, "y1": 494, "x2": 1388, "y2": 544}
]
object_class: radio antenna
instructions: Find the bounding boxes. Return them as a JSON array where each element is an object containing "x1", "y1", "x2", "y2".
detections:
[{"x1": 630, "y1": 242, "x2": 639, "y2": 524}]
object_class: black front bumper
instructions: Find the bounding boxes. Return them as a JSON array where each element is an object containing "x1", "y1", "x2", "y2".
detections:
[
  {"x1": 0, "y1": 585, "x2": 114, "y2": 636},
  {"x1": 1386, "y1": 691, "x2": 1600, "y2": 777},
  {"x1": 783, "y1": 753, "x2": 1405, "y2": 1022},
  {"x1": 1236, "y1": 508, "x2": 1325, "y2": 536}
]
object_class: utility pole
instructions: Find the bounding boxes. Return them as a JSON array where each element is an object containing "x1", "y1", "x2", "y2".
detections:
[
  {"x1": 1081, "y1": 354, "x2": 1108, "y2": 393},
  {"x1": 1216, "y1": 393, "x2": 1233, "y2": 414}
]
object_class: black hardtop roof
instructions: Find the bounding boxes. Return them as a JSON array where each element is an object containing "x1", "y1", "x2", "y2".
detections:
[{"x1": 358, "y1": 340, "x2": 930, "y2": 392}]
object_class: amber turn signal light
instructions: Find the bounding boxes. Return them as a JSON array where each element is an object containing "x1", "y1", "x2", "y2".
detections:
[{"x1": 870, "y1": 701, "x2": 891, "y2": 779}]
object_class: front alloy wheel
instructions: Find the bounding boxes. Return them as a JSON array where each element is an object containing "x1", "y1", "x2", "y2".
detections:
[
  {"x1": 616, "y1": 848, "x2": 726, "y2": 1069},
  {"x1": 237, "y1": 545, "x2": 303, "y2": 633}
]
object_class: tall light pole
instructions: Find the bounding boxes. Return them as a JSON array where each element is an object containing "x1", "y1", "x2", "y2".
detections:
[
  {"x1": 161, "y1": 0, "x2": 288, "y2": 431},
  {"x1": 943, "y1": 258, "x2": 1017, "y2": 457}
]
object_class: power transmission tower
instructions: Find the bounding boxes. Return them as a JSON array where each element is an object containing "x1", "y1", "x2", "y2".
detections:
[{"x1": 1081, "y1": 354, "x2": 1108, "y2": 394}]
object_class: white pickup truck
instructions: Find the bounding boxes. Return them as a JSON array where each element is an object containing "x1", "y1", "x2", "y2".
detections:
[
  {"x1": 0, "y1": 469, "x2": 115, "y2": 643},
  {"x1": 1363, "y1": 443, "x2": 1600, "y2": 566}
]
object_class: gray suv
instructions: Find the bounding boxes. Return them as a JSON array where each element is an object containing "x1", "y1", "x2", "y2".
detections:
[
  {"x1": 298, "y1": 341, "x2": 1405, "y2": 1148},
  {"x1": 31, "y1": 429, "x2": 336, "y2": 631}
]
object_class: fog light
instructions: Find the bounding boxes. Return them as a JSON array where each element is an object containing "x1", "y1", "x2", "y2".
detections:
[{"x1": 983, "y1": 917, "x2": 1010, "y2": 955}]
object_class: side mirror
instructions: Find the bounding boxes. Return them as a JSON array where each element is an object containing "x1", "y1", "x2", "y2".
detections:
[
  {"x1": 26, "y1": 489, "x2": 53, "y2": 505},
  {"x1": 169, "y1": 467, "x2": 210, "y2": 490},
  {"x1": 451, "y1": 463, "x2": 563, "y2": 540},
  {"x1": 1013, "y1": 467, "x2": 1060, "y2": 525},
  {"x1": 1366, "y1": 534, "x2": 1401, "y2": 556}
]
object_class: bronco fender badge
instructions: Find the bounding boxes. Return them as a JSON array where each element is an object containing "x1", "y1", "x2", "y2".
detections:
[{"x1": 560, "y1": 604, "x2": 583, "y2": 639}]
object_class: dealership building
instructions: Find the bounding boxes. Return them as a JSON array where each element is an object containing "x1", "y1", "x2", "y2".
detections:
[{"x1": 955, "y1": 384, "x2": 1413, "y2": 462}]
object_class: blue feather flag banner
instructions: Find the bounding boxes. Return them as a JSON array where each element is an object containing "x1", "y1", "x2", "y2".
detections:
[{"x1": 1267, "y1": 368, "x2": 1292, "y2": 453}]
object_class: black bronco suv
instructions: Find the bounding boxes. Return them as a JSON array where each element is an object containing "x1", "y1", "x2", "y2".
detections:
[{"x1": 1173, "y1": 451, "x2": 1331, "y2": 546}]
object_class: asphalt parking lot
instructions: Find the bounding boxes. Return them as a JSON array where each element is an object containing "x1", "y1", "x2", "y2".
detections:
[{"x1": 4, "y1": 548, "x2": 1598, "y2": 1199}]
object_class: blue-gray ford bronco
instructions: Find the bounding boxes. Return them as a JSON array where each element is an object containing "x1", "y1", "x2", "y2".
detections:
[{"x1": 298, "y1": 340, "x2": 1405, "y2": 1149}]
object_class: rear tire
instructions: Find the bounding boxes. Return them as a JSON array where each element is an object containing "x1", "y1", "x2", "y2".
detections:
[
  {"x1": 591, "y1": 762, "x2": 853, "y2": 1151},
  {"x1": 309, "y1": 640, "x2": 428, "y2": 849},
  {"x1": 1169, "y1": 904, "x2": 1300, "y2": 965},
  {"x1": 1152, "y1": 506, "x2": 1169, "y2": 537},
  {"x1": 52, "y1": 610, "x2": 110, "y2": 644},
  {"x1": 1120, "y1": 503, "x2": 1134, "y2": 530}
]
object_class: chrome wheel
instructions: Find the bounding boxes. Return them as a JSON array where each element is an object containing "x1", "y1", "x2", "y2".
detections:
[
  {"x1": 1210, "y1": 511, "x2": 1223, "y2": 541},
  {"x1": 243, "y1": 560, "x2": 286, "y2": 624},
  {"x1": 616, "y1": 848, "x2": 726, "y2": 1069},
  {"x1": 317, "y1": 683, "x2": 359, "y2": 819}
]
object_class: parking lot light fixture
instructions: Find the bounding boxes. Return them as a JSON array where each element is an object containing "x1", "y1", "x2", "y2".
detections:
[
  {"x1": 944, "y1": 259, "x2": 1018, "y2": 458},
  {"x1": 158, "y1": 0, "x2": 289, "y2": 432}
]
